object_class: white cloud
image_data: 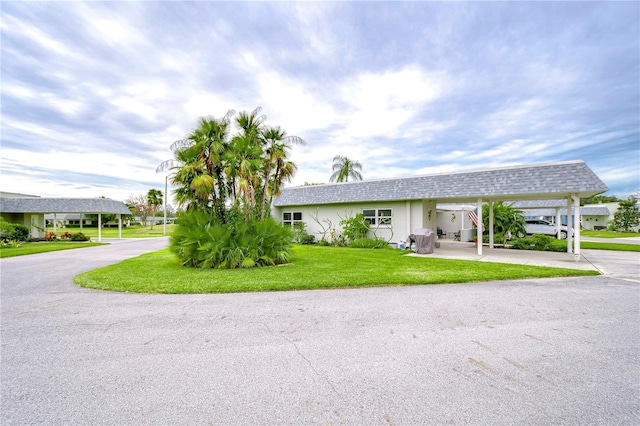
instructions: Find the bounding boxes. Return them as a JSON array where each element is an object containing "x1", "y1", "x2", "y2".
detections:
[
  {"x1": 339, "y1": 66, "x2": 450, "y2": 140},
  {"x1": 1, "y1": 1, "x2": 637, "y2": 199}
]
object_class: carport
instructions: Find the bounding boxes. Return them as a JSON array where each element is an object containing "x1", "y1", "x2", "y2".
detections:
[
  {"x1": 0, "y1": 197, "x2": 131, "y2": 242},
  {"x1": 273, "y1": 160, "x2": 609, "y2": 260}
]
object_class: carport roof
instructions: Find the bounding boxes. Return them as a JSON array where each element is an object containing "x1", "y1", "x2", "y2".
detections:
[
  {"x1": 0, "y1": 197, "x2": 131, "y2": 214},
  {"x1": 274, "y1": 160, "x2": 608, "y2": 207},
  {"x1": 522, "y1": 206, "x2": 611, "y2": 217}
]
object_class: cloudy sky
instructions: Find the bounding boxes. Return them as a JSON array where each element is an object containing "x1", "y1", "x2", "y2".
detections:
[{"x1": 2, "y1": 1, "x2": 638, "y2": 204}]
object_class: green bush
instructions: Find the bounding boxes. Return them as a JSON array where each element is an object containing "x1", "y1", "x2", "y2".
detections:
[
  {"x1": 70, "y1": 232, "x2": 90, "y2": 241},
  {"x1": 510, "y1": 238, "x2": 533, "y2": 250},
  {"x1": 299, "y1": 234, "x2": 315, "y2": 245},
  {"x1": 348, "y1": 238, "x2": 390, "y2": 249},
  {"x1": 531, "y1": 234, "x2": 554, "y2": 251},
  {"x1": 510, "y1": 235, "x2": 567, "y2": 252},
  {"x1": 317, "y1": 239, "x2": 330, "y2": 246},
  {"x1": 1, "y1": 240, "x2": 22, "y2": 248},
  {"x1": 170, "y1": 210, "x2": 293, "y2": 269},
  {"x1": 482, "y1": 232, "x2": 507, "y2": 245},
  {"x1": 340, "y1": 213, "x2": 370, "y2": 242},
  {"x1": 292, "y1": 222, "x2": 315, "y2": 244},
  {"x1": 0, "y1": 219, "x2": 30, "y2": 241}
]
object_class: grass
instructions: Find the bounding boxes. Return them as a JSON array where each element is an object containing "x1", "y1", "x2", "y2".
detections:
[
  {"x1": 579, "y1": 241, "x2": 640, "y2": 252},
  {"x1": 544, "y1": 239, "x2": 639, "y2": 252},
  {"x1": 1, "y1": 241, "x2": 106, "y2": 258},
  {"x1": 581, "y1": 230, "x2": 640, "y2": 238},
  {"x1": 47, "y1": 224, "x2": 175, "y2": 238},
  {"x1": 74, "y1": 245, "x2": 599, "y2": 294}
]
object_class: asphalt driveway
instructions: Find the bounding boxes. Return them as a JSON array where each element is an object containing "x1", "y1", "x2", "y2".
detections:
[{"x1": 1, "y1": 239, "x2": 638, "y2": 425}]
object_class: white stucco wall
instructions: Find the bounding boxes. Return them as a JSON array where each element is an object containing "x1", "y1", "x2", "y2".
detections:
[{"x1": 273, "y1": 199, "x2": 440, "y2": 245}]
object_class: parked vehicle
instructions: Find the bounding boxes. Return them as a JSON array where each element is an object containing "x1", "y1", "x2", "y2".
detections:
[{"x1": 523, "y1": 219, "x2": 569, "y2": 239}]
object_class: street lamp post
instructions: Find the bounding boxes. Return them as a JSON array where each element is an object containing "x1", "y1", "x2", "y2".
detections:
[
  {"x1": 156, "y1": 160, "x2": 180, "y2": 236},
  {"x1": 163, "y1": 174, "x2": 168, "y2": 235}
]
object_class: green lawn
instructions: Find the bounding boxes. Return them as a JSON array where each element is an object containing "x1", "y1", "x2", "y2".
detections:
[
  {"x1": 579, "y1": 241, "x2": 640, "y2": 252},
  {"x1": 540, "y1": 239, "x2": 639, "y2": 253},
  {"x1": 74, "y1": 245, "x2": 598, "y2": 294},
  {"x1": 1, "y1": 241, "x2": 106, "y2": 258},
  {"x1": 581, "y1": 230, "x2": 640, "y2": 238},
  {"x1": 47, "y1": 224, "x2": 174, "y2": 238}
]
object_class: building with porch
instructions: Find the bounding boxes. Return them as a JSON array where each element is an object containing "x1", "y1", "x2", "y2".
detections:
[{"x1": 272, "y1": 160, "x2": 608, "y2": 258}]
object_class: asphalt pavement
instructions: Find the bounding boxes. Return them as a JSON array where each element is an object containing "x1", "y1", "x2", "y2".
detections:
[{"x1": 1, "y1": 238, "x2": 638, "y2": 425}]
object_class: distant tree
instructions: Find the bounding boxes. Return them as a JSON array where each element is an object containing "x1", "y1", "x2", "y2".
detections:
[
  {"x1": 581, "y1": 194, "x2": 619, "y2": 205},
  {"x1": 329, "y1": 155, "x2": 363, "y2": 182},
  {"x1": 611, "y1": 196, "x2": 640, "y2": 232},
  {"x1": 126, "y1": 194, "x2": 154, "y2": 227},
  {"x1": 147, "y1": 189, "x2": 163, "y2": 229}
]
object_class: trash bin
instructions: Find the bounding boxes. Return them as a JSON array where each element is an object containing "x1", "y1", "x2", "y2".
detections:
[{"x1": 408, "y1": 228, "x2": 435, "y2": 254}]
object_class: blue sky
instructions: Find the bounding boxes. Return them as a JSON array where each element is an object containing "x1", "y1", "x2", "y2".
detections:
[{"x1": 2, "y1": 1, "x2": 638, "y2": 203}]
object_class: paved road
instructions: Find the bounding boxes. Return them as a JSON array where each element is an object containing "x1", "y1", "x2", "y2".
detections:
[{"x1": 1, "y1": 239, "x2": 639, "y2": 425}]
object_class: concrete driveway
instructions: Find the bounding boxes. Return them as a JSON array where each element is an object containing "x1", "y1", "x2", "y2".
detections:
[{"x1": 1, "y1": 239, "x2": 638, "y2": 425}]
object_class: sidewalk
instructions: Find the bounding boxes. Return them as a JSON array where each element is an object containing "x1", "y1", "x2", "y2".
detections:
[{"x1": 409, "y1": 241, "x2": 598, "y2": 271}]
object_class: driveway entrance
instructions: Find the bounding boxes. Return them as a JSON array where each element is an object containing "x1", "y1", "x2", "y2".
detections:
[{"x1": 1, "y1": 239, "x2": 638, "y2": 425}]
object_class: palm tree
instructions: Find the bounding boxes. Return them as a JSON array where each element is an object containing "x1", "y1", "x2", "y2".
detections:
[
  {"x1": 329, "y1": 155, "x2": 363, "y2": 182},
  {"x1": 261, "y1": 126, "x2": 306, "y2": 218},
  {"x1": 169, "y1": 112, "x2": 233, "y2": 215},
  {"x1": 146, "y1": 189, "x2": 163, "y2": 229},
  {"x1": 165, "y1": 107, "x2": 303, "y2": 223}
]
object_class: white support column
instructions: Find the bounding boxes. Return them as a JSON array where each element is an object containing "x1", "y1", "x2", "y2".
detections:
[
  {"x1": 406, "y1": 200, "x2": 411, "y2": 240},
  {"x1": 477, "y1": 198, "x2": 483, "y2": 256},
  {"x1": 98, "y1": 213, "x2": 102, "y2": 242},
  {"x1": 555, "y1": 208, "x2": 561, "y2": 237},
  {"x1": 118, "y1": 213, "x2": 122, "y2": 239},
  {"x1": 80, "y1": 213, "x2": 84, "y2": 233},
  {"x1": 572, "y1": 195, "x2": 581, "y2": 261},
  {"x1": 566, "y1": 197, "x2": 573, "y2": 253},
  {"x1": 489, "y1": 201, "x2": 494, "y2": 249},
  {"x1": 53, "y1": 213, "x2": 57, "y2": 234}
]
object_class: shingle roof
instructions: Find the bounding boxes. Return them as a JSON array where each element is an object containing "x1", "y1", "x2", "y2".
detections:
[
  {"x1": 0, "y1": 198, "x2": 131, "y2": 214},
  {"x1": 521, "y1": 206, "x2": 611, "y2": 217},
  {"x1": 274, "y1": 160, "x2": 608, "y2": 207},
  {"x1": 511, "y1": 200, "x2": 570, "y2": 209}
]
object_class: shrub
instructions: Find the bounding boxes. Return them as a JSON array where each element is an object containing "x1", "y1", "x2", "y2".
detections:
[
  {"x1": 1, "y1": 240, "x2": 22, "y2": 248},
  {"x1": 348, "y1": 238, "x2": 390, "y2": 249},
  {"x1": 0, "y1": 219, "x2": 30, "y2": 242},
  {"x1": 339, "y1": 213, "x2": 369, "y2": 242},
  {"x1": 70, "y1": 232, "x2": 90, "y2": 241},
  {"x1": 317, "y1": 239, "x2": 330, "y2": 246},
  {"x1": 531, "y1": 234, "x2": 554, "y2": 251},
  {"x1": 170, "y1": 210, "x2": 293, "y2": 269},
  {"x1": 292, "y1": 222, "x2": 315, "y2": 244},
  {"x1": 510, "y1": 238, "x2": 533, "y2": 250},
  {"x1": 510, "y1": 235, "x2": 567, "y2": 252},
  {"x1": 482, "y1": 232, "x2": 507, "y2": 245},
  {"x1": 299, "y1": 234, "x2": 315, "y2": 245}
]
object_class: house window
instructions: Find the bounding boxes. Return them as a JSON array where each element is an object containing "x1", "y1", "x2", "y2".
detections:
[
  {"x1": 283, "y1": 212, "x2": 302, "y2": 227},
  {"x1": 362, "y1": 209, "x2": 392, "y2": 225}
]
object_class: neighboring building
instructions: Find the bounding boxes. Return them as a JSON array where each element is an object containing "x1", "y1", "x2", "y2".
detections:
[
  {"x1": 273, "y1": 160, "x2": 608, "y2": 255},
  {"x1": 0, "y1": 196, "x2": 131, "y2": 240},
  {"x1": 45, "y1": 213, "x2": 94, "y2": 227}
]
